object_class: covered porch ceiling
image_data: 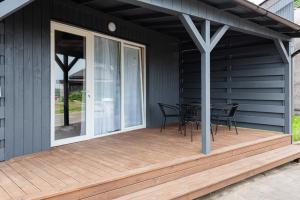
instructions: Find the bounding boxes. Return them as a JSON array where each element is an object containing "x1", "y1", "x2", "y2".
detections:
[{"x1": 71, "y1": 0, "x2": 300, "y2": 39}]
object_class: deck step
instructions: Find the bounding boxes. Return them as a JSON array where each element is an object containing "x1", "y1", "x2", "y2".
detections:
[
  {"x1": 116, "y1": 145, "x2": 300, "y2": 200},
  {"x1": 28, "y1": 135, "x2": 291, "y2": 200}
]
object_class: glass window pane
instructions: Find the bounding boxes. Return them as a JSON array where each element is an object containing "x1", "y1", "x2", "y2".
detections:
[
  {"x1": 124, "y1": 47, "x2": 143, "y2": 128},
  {"x1": 54, "y1": 30, "x2": 86, "y2": 140},
  {"x1": 94, "y1": 36, "x2": 121, "y2": 135}
]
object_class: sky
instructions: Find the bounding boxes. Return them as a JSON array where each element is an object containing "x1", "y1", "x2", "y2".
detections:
[{"x1": 248, "y1": 0, "x2": 265, "y2": 4}]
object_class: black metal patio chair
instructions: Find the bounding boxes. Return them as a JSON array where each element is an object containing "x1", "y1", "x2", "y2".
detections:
[
  {"x1": 179, "y1": 104, "x2": 214, "y2": 142},
  {"x1": 212, "y1": 103, "x2": 239, "y2": 135},
  {"x1": 158, "y1": 103, "x2": 181, "y2": 132}
]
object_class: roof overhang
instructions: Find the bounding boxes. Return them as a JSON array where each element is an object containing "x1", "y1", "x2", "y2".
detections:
[
  {"x1": 1, "y1": 0, "x2": 300, "y2": 39},
  {"x1": 0, "y1": 0, "x2": 34, "y2": 21}
]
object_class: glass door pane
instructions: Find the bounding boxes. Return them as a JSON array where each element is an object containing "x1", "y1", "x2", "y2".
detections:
[
  {"x1": 54, "y1": 30, "x2": 86, "y2": 140},
  {"x1": 94, "y1": 36, "x2": 121, "y2": 135},
  {"x1": 124, "y1": 46, "x2": 143, "y2": 128}
]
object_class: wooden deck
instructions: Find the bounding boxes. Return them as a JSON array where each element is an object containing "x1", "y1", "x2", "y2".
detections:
[{"x1": 0, "y1": 126, "x2": 287, "y2": 200}]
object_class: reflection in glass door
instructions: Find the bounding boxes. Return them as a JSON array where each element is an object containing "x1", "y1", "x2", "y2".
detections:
[
  {"x1": 123, "y1": 46, "x2": 143, "y2": 128},
  {"x1": 54, "y1": 30, "x2": 86, "y2": 140}
]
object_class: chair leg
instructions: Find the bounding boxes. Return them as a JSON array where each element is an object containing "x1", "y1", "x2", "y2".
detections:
[
  {"x1": 184, "y1": 122, "x2": 187, "y2": 136},
  {"x1": 234, "y1": 119, "x2": 238, "y2": 135},
  {"x1": 160, "y1": 117, "x2": 164, "y2": 132},
  {"x1": 215, "y1": 119, "x2": 219, "y2": 135},
  {"x1": 228, "y1": 119, "x2": 231, "y2": 131},
  {"x1": 191, "y1": 122, "x2": 193, "y2": 142},
  {"x1": 163, "y1": 117, "x2": 167, "y2": 130},
  {"x1": 210, "y1": 124, "x2": 214, "y2": 141}
]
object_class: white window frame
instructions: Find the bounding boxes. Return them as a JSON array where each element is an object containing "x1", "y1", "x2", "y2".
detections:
[{"x1": 50, "y1": 21, "x2": 146, "y2": 147}]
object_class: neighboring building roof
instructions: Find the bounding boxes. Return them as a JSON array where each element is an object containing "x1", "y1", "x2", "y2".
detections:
[
  {"x1": 260, "y1": 0, "x2": 280, "y2": 8},
  {"x1": 259, "y1": 0, "x2": 294, "y2": 21},
  {"x1": 1, "y1": 0, "x2": 300, "y2": 37}
]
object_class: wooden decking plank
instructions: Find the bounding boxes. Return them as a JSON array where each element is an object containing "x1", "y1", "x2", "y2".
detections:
[
  {"x1": 30, "y1": 158, "x2": 79, "y2": 186},
  {"x1": 0, "y1": 126, "x2": 284, "y2": 200},
  {"x1": 0, "y1": 169, "x2": 25, "y2": 198},
  {"x1": 0, "y1": 186, "x2": 12, "y2": 200},
  {"x1": 33, "y1": 135, "x2": 289, "y2": 200},
  {"x1": 0, "y1": 163, "x2": 40, "y2": 195},
  {"x1": 17, "y1": 159, "x2": 67, "y2": 189},
  {"x1": 69, "y1": 137, "x2": 290, "y2": 200},
  {"x1": 38, "y1": 152, "x2": 99, "y2": 183},
  {"x1": 7, "y1": 162, "x2": 53, "y2": 192},
  {"x1": 116, "y1": 145, "x2": 300, "y2": 200}
]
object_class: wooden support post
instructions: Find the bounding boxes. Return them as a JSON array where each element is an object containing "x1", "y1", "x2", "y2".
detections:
[
  {"x1": 201, "y1": 20, "x2": 211, "y2": 154},
  {"x1": 63, "y1": 55, "x2": 69, "y2": 126},
  {"x1": 179, "y1": 14, "x2": 228, "y2": 154},
  {"x1": 274, "y1": 39, "x2": 292, "y2": 134},
  {"x1": 55, "y1": 54, "x2": 79, "y2": 126}
]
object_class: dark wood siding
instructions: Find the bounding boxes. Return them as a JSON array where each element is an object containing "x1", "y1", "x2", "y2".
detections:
[
  {"x1": 0, "y1": 21, "x2": 4, "y2": 161},
  {"x1": 180, "y1": 35, "x2": 288, "y2": 132},
  {"x1": 2, "y1": 0, "x2": 179, "y2": 160},
  {"x1": 3, "y1": 1, "x2": 52, "y2": 159}
]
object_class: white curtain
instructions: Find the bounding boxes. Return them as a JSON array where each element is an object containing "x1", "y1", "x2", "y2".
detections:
[
  {"x1": 124, "y1": 47, "x2": 143, "y2": 128},
  {"x1": 94, "y1": 36, "x2": 121, "y2": 135}
]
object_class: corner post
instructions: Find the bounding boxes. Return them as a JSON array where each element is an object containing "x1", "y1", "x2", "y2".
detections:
[
  {"x1": 201, "y1": 20, "x2": 211, "y2": 154},
  {"x1": 274, "y1": 39, "x2": 292, "y2": 134}
]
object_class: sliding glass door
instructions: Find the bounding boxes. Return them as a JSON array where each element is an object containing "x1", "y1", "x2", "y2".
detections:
[
  {"x1": 94, "y1": 36, "x2": 121, "y2": 136},
  {"x1": 53, "y1": 30, "x2": 87, "y2": 141},
  {"x1": 123, "y1": 45, "x2": 143, "y2": 128},
  {"x1": 51, "y1": 22, "x2": 145, "y2": 146},
  {"x1": 93, "y1": 39, "x2": 145, "y2": 135}
]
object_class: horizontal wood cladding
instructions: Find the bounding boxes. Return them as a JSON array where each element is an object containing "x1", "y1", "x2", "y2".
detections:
[
  {"x1": 2, "y1": 0, "x2": 179, "y2": 159},
  {"x1": 180, "y1": 35, "x2": 288, "y2": 132}
]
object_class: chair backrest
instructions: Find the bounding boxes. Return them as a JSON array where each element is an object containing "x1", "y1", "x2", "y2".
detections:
[
  {"x1": 179, "y1": 104, "x2": 201, "y2": 121},
  {"x1": 158, "y1": 103, "x2": 178, "y2": 116},
  {"x1": 228, "y1": 103, "x2": 239, "y2": 118}
]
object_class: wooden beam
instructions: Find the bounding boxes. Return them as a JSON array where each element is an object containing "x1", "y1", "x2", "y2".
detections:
[
  {"x1": 216, "y1": 3, "x2": 237, "y2": 10},
  {"x1": 68, "y1": 57, "x2": 79, "y2": 71},
  {"x1": 178, "y1": 14, "x2": 206, "y2": 53},
  {"x1": 55, "y1": 54, "x2": 66, "y2": 73},
  {"x1": 102, "y1": 4, "x2": 139, "y2": 13},
  {"x1": 126, "y1": 13, "x2": 169, "y2": 21},
  {"x1": 200, "y1": 20, "x2": 211, "y2": 154},
  {"x1": 274, "y1": 39, "x2": 289, "y2": 63},
  {"x1": 119, "y1": 0, "x2": 290, "y2": 41},
  {"x1": 210, "y1": 25, "x2": 229, "y2": 51},
  {"x1": 0, "y1": 0, "x2": 34, "y2": 20}
]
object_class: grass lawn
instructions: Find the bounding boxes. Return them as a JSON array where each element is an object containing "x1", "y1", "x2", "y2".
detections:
[
  {"x1": 55, "y1": 100, "x2": 83, "y2": 114},
  {"x1": 293, "y1": 115, "x2": 300, "y2": 142}
]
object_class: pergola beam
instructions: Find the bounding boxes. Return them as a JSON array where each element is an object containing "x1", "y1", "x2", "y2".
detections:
[
  {"x1": 119, "y1": 0, "x2": 290, "y2": 41},
  {"x1": 179, "y1": 14, "x2": 206, "y2": 53},
  {"x1": 210, "y1": 25, "x2": 229, "y2": 51},
  {"x1": 274, "y1": 39, "x2": 289, "y2": 63}
]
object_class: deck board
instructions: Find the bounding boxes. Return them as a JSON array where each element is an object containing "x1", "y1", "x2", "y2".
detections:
[{"x1": 0, "y1": 126, "x2": 280, "y2": 199}]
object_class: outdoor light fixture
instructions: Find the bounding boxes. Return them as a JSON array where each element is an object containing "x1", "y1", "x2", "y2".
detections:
[{"x1": 108, "y1": 22, "x2": 116, "y2": 32}]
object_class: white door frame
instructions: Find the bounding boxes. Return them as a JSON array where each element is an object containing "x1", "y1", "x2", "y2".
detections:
[
  {"x1": 51, "y1": 21, "x2": 146, "y2": 147},
  {"x1": 50, "y1": 21, "x2": 94, "y2": 147}
]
